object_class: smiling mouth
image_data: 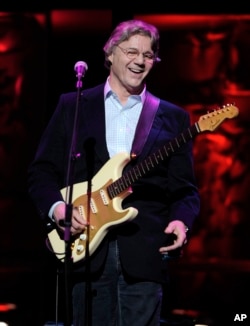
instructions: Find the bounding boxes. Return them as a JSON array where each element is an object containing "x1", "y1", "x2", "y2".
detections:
[{"x1": 129, "y1": 67, "x2": 144, "y2": 74}]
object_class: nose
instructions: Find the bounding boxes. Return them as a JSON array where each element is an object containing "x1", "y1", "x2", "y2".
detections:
[{"x1": 134, "y1": 53, "x2": 145, "y2": 64}]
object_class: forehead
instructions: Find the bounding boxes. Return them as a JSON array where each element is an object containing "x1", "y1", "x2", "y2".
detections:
[{"x1": 121, "y1": 34, "x2": 152, "y2": 49}]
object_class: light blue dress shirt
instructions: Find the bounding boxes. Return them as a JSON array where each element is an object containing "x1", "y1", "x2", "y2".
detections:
[{"x1": 104, "y1": 78, "x2": 146, "y2": 158}]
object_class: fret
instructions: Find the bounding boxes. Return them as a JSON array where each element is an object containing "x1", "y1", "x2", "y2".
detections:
[{"x1": 181, "y1": 133, "x2": 186, "y2": 143}]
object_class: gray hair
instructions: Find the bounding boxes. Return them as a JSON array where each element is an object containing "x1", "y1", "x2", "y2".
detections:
[{"x1": 103, "y1": 19, "x2": 160, "y2": 68}]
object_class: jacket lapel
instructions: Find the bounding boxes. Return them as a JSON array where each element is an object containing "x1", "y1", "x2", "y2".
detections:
[
  {"x1": 131, "y1": 92, "x2": 160, "y2": 157},
  {"x1": 80, "y1": 84, "x2": 110, "y2": 163}
]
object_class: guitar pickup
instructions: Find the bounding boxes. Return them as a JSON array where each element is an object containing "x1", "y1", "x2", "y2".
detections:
[{"x1": 100, "y1": 189, "x2": 109, "y2": 205}]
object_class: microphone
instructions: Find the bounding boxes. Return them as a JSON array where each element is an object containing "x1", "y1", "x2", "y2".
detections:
[{"x1": 74, "y1": 61, "x2": 88, "y2": 79}]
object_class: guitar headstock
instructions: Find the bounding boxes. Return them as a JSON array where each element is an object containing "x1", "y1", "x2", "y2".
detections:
[{"x1": 197, "y1": 104, "x2": 239, "y2": 132}]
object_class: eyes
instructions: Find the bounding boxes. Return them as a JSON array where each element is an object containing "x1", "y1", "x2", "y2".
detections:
[
  {"x1": 126, "y1": 48, "x2": 154, "y2": 61},
  {"x1": 116, "y1": 45, "x2": 155, "y2": 62}
]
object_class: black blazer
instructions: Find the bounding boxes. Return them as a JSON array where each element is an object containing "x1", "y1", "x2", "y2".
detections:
[{"x1": 28, "y1": 83, "x2": 200, "y2": 283}]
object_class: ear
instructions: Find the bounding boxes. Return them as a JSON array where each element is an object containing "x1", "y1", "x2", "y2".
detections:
[{"x1": 108, "y1": 53, "x2": 113, "y2": 65}]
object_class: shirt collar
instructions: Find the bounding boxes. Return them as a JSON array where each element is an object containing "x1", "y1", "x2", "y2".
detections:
[{"x1": 104, "y1": 77, "x2": 147, "y2": 104}]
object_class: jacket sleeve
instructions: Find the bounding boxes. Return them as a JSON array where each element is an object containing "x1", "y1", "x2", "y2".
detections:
[{"x1": 27, "y1": 93, "x2": 77, "y2": 219}]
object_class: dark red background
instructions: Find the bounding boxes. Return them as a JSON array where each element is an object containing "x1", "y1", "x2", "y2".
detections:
[{"x1": 0, "y1": 5, "x2": 249, "y2": 325}]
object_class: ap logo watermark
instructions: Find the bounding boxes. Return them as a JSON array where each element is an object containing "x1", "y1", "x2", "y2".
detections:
[{"x1": 234, "y1": 314, "x2": 247, "y2": 322}]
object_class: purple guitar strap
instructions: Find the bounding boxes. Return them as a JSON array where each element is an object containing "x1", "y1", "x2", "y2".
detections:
[{"x1": 130, "y1": 92, "x2": 160, "y2": 158}]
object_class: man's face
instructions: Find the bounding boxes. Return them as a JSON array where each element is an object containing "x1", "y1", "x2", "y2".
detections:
[{"x1": 108, "y1": 34, "x2": 155, "y2": 94}]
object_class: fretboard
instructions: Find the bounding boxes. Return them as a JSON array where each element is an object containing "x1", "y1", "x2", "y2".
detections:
[{"x1": 107, "y1": 123, "x2": 200, "y2": 199}]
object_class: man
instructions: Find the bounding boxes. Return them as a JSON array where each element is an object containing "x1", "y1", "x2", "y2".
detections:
[{"x1": 28, "y1": 19, "x2": 200, "y2": 326}]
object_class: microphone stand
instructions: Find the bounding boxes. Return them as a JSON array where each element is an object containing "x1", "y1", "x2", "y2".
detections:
[
  {"x1": 63, "y1": 67, "x2": 85, "y2": 326},
  {"x1": 83, "y1": 137, "x2": 96, "y2": 326}
]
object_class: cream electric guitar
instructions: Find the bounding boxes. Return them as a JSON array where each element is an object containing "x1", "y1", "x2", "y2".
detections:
[{"x1": 47, "y1": 104, "x2": 239, "y2": 263}]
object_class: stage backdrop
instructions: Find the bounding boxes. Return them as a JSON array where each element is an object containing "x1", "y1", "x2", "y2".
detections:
[{"x1": 0, "y1": 10, "x2": 249, "y2": 325}]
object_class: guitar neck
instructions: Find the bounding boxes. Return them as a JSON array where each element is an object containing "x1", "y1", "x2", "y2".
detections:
[{"x1": 108, "y1": 123, "x2": 200, "y2": 199}]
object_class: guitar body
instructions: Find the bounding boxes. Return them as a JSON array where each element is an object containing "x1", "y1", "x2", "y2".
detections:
[{"x1": 47, "y1": 152, "x2": 138, "y2": 263}]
